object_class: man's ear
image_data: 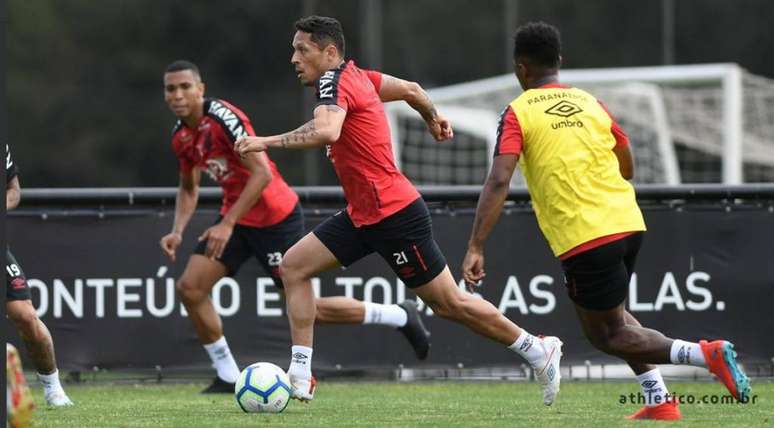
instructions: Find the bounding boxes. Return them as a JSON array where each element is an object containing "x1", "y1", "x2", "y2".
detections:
[
  {"x1": 516, "y1": 62, "x2": 527, "y2": 79},
  {"x1": 326, "y1": 43, "x2": 339, "y2": 61}
]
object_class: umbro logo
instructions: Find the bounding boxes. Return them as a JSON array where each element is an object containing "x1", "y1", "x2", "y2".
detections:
[
  {"x1": 546, "y1": 364, "x2": 556, "y2": 381},
  {"x1": 677, "y1": 346, "x2": 687, "y2": 364},
  {"x1": 11, "y1": 278, "x2": 26, "y2": 290},
  {"x1": 519, "y1": 336, "x2": 534, "y2": 353},
  {"x1": 399, "y1": 266, "x2": 416, "y2": 278},
  {"x1": 545, "y1": 100, "x2": 583, "y2": 118},
  {"x1": 641, "y1": 380, "x2": 659, "y2": 389},
  {"x1": 292, "y1": 352, "x2": 308, "y2": 365}
]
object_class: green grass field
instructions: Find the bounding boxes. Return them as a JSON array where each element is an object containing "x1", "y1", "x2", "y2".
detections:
[{"x1": 30, "y1": 381, "x2": 773, "y2": 427}]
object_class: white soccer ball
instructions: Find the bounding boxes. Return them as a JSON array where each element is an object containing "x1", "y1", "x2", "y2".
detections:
[{"x1": 234, "y1": 362, "x2": 292, "y2": 413}]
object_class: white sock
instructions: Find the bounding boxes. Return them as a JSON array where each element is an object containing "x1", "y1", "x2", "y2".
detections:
[
  {"x1": 288, "y1": 345, "x2": 313, "y2": 379},
  {"x1": 38, "y1": 370, "x2": 65, "y2": 394},
  {"x1": 362, "y1": 302, "x2": 408, "y2": 328},
  {"x1": 636, "y1": 368, "x2": 670, "y2": 407},
  {"x1": 669, "y1": 339, "x2": 706, "y2": 368},
  {"x1": 508, "y1": 330, "x2": 544, "y2": 367},
  {"x1": 203, "y1": 336, "x2": 240, "y2": 383}
]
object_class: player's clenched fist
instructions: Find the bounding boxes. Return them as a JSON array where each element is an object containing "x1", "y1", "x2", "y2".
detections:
[
  {"x1": 461, "y1": 248, "x2": 486, "y2": 293},
  {"x1": 234, "y1": 136, "x2": 269, "y2": 156},
  {"x1": 426, "y1": 114, "x2": 454, "y2": 142}
]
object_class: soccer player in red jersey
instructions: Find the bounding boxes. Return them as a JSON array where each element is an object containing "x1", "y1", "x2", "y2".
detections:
[
  {"x1": 6, "y1": 144, "x2": 73, "y2": 407},
  {"x1": 463, "y1": 22, "x2": 751, "y2": 420},
  {"x1": 161, "y1": 60, "x2": 431, "y2": 394},
  {"x1": 235, "y1": 16, "x2": 563, "y2": 405}
]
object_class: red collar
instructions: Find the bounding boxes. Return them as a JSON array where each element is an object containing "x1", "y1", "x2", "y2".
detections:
[{"x1": 538, "y1": 83, "x2": 571, "y2": 89}]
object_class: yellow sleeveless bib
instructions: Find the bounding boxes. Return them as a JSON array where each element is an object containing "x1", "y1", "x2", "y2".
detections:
[{"x1": 509, "y1": 86, "x2": 646, "y2": 256}]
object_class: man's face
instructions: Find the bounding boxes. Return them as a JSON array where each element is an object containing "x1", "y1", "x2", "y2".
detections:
[
  {"x1": 163, "y1": 70, "x2": 204, "y2": 119},
  {"x1": 291, "y1": 31, "x2": 331, "y2": 86}
]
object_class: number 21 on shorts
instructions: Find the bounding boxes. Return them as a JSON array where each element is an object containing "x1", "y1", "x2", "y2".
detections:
[{"x1": 393, "y1": 251, "x2": 408, "y2": 265}]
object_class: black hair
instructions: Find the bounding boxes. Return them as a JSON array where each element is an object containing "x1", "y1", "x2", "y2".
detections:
[
  {"x1": 294, "y1": 15, "x2": 346, "y2": 57},
  {"x1": 513, "y1": 22, "x2": 561, "y2": 68},
  {"x1": 165, "y1": 60, "x2": 201, "y2": 78}
]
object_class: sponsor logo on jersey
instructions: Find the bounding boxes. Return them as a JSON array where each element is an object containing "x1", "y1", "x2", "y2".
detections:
[
  {"x1": 318, "y1": 71, "x2": 336, "y2": 99},
  {"x1": 208, "y1": 100, "x2": 248, "y2": 140},
  {"x1": 550, "y1": 119, "x2": 584, "y2": 129},
  {"x1": 204, "y1": 157, "x2": 232, "y2": 182},
  {"x1": 545, "y1": 100, "x2": 583, "y2": 118}
]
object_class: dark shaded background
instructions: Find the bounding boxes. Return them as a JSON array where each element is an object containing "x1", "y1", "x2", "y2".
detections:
[{"x1": 8, "y1": 0, "x2": 774, "y2": 187}]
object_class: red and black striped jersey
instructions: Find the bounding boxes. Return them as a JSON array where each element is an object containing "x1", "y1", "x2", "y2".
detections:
[
  {"x1": 315, "y1": 60, "x2": 420, "y2": 227},
  {"x1": 171, "y1": 98, "x2": 298, "y2": 227}
]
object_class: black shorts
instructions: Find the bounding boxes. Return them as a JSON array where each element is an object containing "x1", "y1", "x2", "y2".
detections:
[
  {"x1": 561, "y1": 232, "x2": 644, "y2": 311},
  {"x1": 6, "y1": 249, "x2": 32, "y2": 301},
  {"x1": 194, "y1": 203, "x2": 304, "y2": 288},
  {"x1": 313, "y1": 198, "x2": 447, "y2": 288}
]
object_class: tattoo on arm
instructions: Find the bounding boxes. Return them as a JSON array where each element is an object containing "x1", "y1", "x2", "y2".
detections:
[
  {"x1": 407, "y1": 85, "x2": 437, "y2": 122},
  {"x1": 280, "y1": 120, "x2": 318, "y2": 148}
]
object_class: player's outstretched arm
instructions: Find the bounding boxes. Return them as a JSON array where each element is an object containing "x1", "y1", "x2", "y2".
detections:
[
  {"x1": 160, "y1": 169, "x2": 201, "y2": 262},
  {"x1": 375, "y1": 74, "x2": 453, "y2": 142},
  {"x1": 6, "y1": 176, "x2": 20, "y2": 211},
  {"x1": 462, "y1": 154, "x2": 518, "y2": 289},
  {"x1": 234, "y1": 105, "x2": 346, "y2": 156}
]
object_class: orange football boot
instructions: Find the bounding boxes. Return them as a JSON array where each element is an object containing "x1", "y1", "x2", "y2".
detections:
[
  {"x1": 626, "y1": 399, "x2": 681, "y2": 421},
  {"x1": 700, "y1": 340, "x2": 752, "y2": 402}
]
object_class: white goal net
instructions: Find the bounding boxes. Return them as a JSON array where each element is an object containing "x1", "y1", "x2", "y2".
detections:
[{"x1": 387, "y1": 63, "x2": 774, "y2": 185}]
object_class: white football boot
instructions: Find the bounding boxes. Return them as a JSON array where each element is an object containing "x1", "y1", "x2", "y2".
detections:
[
  {"x1": 288, "y1": 374, "x2": 316, "y2": 402},
  {"x1": 44, "y1": 389, "x2": 74, "y2": 407},
  {"x1": 533, "y1": 336, "x2": 563, "y2": 406}
]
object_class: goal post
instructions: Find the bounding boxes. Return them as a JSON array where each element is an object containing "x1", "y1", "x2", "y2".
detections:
[{"x1": 387, "y1": 63, "x2": 774, "y2": 185}]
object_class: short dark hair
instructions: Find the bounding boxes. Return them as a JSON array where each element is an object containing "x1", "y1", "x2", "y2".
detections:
[
  {"x1": 165, "y1": 60, "x2": 201, "y2": 78},
  {"x1": 294, "y1": 15, "x2": 346, "y2": 57},
  {"x1": 513, "y1": 22, "x2": 561, "y2": 68}
]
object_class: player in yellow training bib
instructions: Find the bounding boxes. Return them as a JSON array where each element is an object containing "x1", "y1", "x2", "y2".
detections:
[{"x1": 462, "y1": 22, "x2": 751, "y2": 421}]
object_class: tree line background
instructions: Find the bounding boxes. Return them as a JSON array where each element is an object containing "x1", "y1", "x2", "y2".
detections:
[{"x1": 7, "y1": 0, "x2": 774, "y2": 187}]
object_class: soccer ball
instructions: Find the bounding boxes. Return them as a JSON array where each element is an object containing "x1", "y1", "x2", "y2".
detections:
[{"x1": 235, "y1": 362, "x2": 292, "y2": 413}]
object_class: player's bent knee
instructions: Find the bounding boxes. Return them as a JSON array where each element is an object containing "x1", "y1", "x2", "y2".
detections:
[
  {"x1": 8, "y1": 303, "x2": 40, "y2": 330},
  {"x1": 175, "y1": 278, "x2": 207, "y2": 303},
  {"x1": 278, "y1": 255, "x2": 308, "y2": 284}
]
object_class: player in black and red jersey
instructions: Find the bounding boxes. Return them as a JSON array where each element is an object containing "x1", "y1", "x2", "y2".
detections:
[
  {"x1": 235, "y1": 16, "x2": 563, "y2": 405},
  {"x1": 161, "y1": 60, "x2": 431, "y2": 394},
  {"x1": 6, "y1": 144, "x2": 73, "y2": 407}
]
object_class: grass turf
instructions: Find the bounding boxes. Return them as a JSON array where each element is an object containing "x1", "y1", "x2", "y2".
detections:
[{"x1": 31, "y1": 380, "x2": 773, "y2": 427}]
